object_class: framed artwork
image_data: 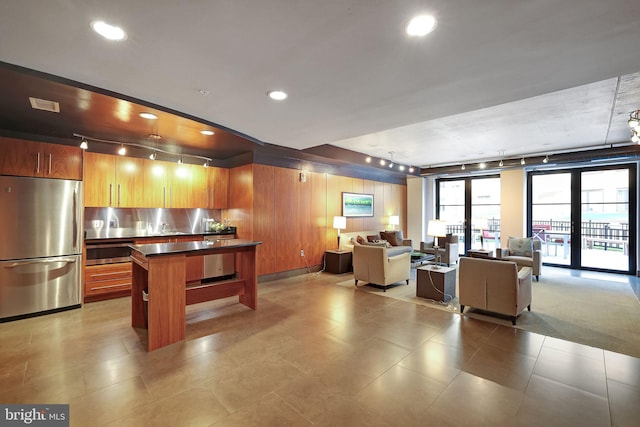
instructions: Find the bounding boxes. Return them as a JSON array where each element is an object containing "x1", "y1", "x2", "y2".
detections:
[{"x1": 342, "y1": 192, "x2": 374, "y2": 217}]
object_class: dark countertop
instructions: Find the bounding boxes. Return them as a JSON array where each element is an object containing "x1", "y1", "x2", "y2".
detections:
[
  {"x1": 129, "y1": 239, "x2": 262, "y2": 258},
  {"x1": 85, "y1": 228, "x2": 236, "y2": 243}
]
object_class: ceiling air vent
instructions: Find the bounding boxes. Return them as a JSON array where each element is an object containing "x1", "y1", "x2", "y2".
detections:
[{"x1": 29, "y1": 97, "x2": 60, "y2": 113}]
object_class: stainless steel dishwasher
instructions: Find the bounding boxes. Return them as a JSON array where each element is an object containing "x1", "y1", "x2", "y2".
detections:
[{"x1": 202, "y1": 234, "x2": 235, "y2": 279}]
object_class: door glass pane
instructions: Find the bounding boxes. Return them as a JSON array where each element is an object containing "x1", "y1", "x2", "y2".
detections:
[
  {"x1": 471, "y1": 178, "x2": 500, "y2": 251},
  {"x1": 438, "y1": 180, "x2": 465, "y2": 250},
  {"x1": 581, "y1": 169, "x2": 629, "y2": 271},
  {"x1": 531, "y1": 173, "x2": 571, "y2": 266}
]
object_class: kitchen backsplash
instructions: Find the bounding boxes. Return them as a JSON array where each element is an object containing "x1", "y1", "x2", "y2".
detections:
[{"x1": 84, "y1": 207, "x2": 226, "y2": 236}]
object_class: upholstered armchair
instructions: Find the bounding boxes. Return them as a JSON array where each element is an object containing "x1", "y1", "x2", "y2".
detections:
[
  {"x1": 352, "y1": 245, "x2": 410, "y2": 292},
  {"x1": 497, "y1": 237, "x2": 542, "y2": 281},
  {"x1": 420, "y1": 234, "x2": 459, "y2": 266},
  {"x1": 459, "y1": 257, "x2": 532, "y2": 325}
]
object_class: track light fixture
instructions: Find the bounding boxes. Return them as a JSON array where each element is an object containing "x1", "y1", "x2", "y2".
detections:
[
  {"x1": 543, "y1": 155, "x2": 549, "y2": 163},
  {"x1": 520, "y1": 157, "x2": 526, "y2": 165},
  {"x1": 498, "y1": 159, "x2": 504, "y2": 167},
  {"x1": 73, "y1": 133, "x2": 213, "y2": 167},
  {"x1": 79, "y1": 138, "x2": 88, "y2": 150},
  {"x1": 461, "y1": 164, "x2": 466, "y2": 170}
]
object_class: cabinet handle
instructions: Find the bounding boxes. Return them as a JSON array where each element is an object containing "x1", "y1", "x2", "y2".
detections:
[
  {"x1": 47, "y1": 153, "x2": 52, "y2": 175},
  {"x1": 36, "y1": 152, "x2": 40, "y2": 174},
  {"x1": 117, "y1": 184, "x2": 121, "y2": 207},
  {"x1": 109, "y1": 184, "x2": 113, "y2": 206},
  {"x1": 163, "y1": 187, "x2": 166, "y2": 208}
]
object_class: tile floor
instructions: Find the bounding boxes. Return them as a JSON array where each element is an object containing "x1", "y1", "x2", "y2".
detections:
[{"x1": 1, "y1": 271, "x2": 639, "y2": 426}]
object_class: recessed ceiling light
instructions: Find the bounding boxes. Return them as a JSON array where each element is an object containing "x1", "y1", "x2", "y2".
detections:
[
  {"x1": 267, "y1": 90, "x2": 288, "y2": 101},
  {"x1": 200, "y1": 130, "x2": 214, "y2": 136},
  {"x1": 139, "y1": 112, "x2": 157, "y2": 120},
  {"x1": 90, "y1": 20, "x2": 127, "y2": 41},
  {"x1": 406, "y1": 15, "x2": 437, "y2": 37}
]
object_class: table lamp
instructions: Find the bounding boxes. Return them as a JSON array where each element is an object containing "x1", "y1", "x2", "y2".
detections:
[
  {"x1": 333, "y1": 216, "x2": 347, "y2": 251},
  {"x1": 389, "y1": 215, "x2": 399, "y2": 231},
  {"x1": 427, "y1": 219, "x2": 447, "y2": 269}
]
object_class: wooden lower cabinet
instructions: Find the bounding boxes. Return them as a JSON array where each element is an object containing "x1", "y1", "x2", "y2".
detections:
[{"x1": 84, "y1": 262, "x2": 132, "y2": 302}]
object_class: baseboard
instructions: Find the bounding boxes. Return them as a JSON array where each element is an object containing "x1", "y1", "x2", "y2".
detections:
[{"x1": 259, "y1": 265, "x2": 322, "y2": 283}]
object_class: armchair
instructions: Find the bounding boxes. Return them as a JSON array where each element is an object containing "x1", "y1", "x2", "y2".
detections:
[
  {"x1": 459, "y1": 257, "x2": 532, "y2": 325},
  {"x1": 420, "y1": 234, "x2": 459, "y2": 266},
  {"x1": 352, "y1": 245, "x2": 410, "y2": 292},
  {"x1": 497, "y1": 237, "x2": 542, "y2": 281}
]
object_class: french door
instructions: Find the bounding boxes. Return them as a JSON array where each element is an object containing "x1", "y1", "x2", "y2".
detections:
[
  {"x1": 436, "y1": 176, "x2": 501, "y2": 254},
  {"x1": 528, "y1": 164, "x2": 636, "y2": 274}
]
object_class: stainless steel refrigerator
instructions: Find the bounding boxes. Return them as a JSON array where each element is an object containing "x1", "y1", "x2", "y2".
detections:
[{"x1": 0, "y1": 176, "x2": 82, "y2": 321}]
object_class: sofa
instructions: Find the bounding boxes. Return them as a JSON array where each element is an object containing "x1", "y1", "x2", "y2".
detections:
[
  {"x1": 352, "y1": 244, "x2": 411, "y2": 292},
  {"x1": 496, "y1": 237, "x2": 542, "y2": 281},
  {"x1": 459, "y1": 256, "x2": 532, "y2": 325},
  {"x1": 420, "y1": 234, "x2": 459, "y2": 266},
  {"x1": 340, "y1": 230, "x2": 413, "y2": 257}
]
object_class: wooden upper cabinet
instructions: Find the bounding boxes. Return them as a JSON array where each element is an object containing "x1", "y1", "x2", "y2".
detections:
[
  {"x1": 115, "y1": 156, "x2": 144, "y2": 207},
  {"x1": 83, "y1": 152, "x2": 144, "y2": 207},
  {"x1": 190, "y1": 164, "x2": 209, "y2": 208},
  {"x1": 142, "y1": 160, "x2": 168, "y2": 208},
  {"x1": 83, "y1": 152, "x2": 115, "y2": 206},
  {"x1": 0, "y1": 137, "x2": 82, "y2": 180},
  {"x1": 208, "y1": 166, "x2": 229, "y2": 208},
  {"x1": 168, "y1": 162, "x2": 192, "y2": 208}
]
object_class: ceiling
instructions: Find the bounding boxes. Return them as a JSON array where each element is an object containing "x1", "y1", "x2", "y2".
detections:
[{"x1": 1, "y1": 1, "x2": 639, "y2": 171}]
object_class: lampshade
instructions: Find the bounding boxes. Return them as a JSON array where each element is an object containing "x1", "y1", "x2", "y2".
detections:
[
  {"x1": 333, "y1": 216, "x2": 346, "y2": 230},
  {"x1": 388, "y1": 216, "x2": 400, "y2": 226},
  {"x1": 427, "y1": 219, "x2": 447, "y2": 237}
]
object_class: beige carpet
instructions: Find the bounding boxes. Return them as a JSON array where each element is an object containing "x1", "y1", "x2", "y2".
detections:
[{"x1": 336, "y1": 266, "x2": 640, "y2": 358}]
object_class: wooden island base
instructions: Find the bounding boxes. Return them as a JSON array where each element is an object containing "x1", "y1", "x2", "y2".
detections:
[{"x1": 129, "y1": 239, "x2": 261, "y2": 351}]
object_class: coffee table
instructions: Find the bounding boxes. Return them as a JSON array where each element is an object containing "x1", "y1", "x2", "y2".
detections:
[{"x1": 410, "y1": 251, "x2": 435, "y2": 266}]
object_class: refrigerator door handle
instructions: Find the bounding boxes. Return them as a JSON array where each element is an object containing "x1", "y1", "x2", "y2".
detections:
[{"x1": 4, "y1": 257, "x2": 78, "y2": 268}]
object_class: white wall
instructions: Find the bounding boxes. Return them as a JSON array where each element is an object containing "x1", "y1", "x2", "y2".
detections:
[
  {"x1": 499, "y1": 168, "x2": 527, "y2": 246},
  {"x1": 407, "y1": 176, "x2": 425, "y2": 247}
]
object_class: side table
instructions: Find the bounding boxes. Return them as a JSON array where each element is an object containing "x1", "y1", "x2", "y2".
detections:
[
  {"x1": 416, "y1": 265, "x2": 456, "y2": 302},
  {"x1": 325, "y1": 250, "x2": 352, "y2": 274}
]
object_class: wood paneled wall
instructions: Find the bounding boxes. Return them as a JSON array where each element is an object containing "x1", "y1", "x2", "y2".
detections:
[{"x1": 228, "y1": 163, "x2": 406, "y2": 277}]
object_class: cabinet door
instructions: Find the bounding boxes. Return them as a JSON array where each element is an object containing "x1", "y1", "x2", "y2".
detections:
[
  {"x1": 83, "y1": 152, "x2": 116, "y2": 207},
  {"x1": 142, "y1": 160, "x2": 168, "y2": 208},
  {"x1": 43, "y1": 143, "x2": 83, "y2": 180},
  {"x1": 0, "y1": 137, "x2": 41, "y2": 176},
  {"x1": 168, "y1": 162, "x2": 192, "y2": 208},
  {"x1": 190, "y1": 164, "x2": 209, "y2": 208},
  {"x1": 115, "y1": 156, "x2": 144, "y2": 207},
  {"x1": 208, "y1": 166, "x2": 229, "y2": 208}
]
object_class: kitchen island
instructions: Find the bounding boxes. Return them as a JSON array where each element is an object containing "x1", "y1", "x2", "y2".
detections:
[{"x1": 129, "y1": 239, "x2": 261, "y2": 351}]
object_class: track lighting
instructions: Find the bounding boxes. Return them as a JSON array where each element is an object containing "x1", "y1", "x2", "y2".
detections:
[
  {"x1": 543, "y1": 155, "x2": 549, "y2": 163},
  {"x1": 461, "y1": 164, "x2": 466, "y2": 170},
  {"x1": 520, "y1": 157, "x2": 526, "y2": 165},
  {"x1": 379, "y1": 159, "x2": 386, "y2": 166},
  {"x1": 479, "y1": 162, "x2": 486, "y2": 169},
  {"x1": 73, "y1": 133, "x2": 213, "y2": 167},
  {"x1": 177, "y1": 157, "x2": 183, "y2": 164},
  {"x1": 499, "y1": 159, "x2": 504, "y2": 167},
  {"x1": 409, "y1": 166, "x2": 415, "y2": 173},
  {"x1": 203, "y1": 161, "x2": 209, "y2": 168}
]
